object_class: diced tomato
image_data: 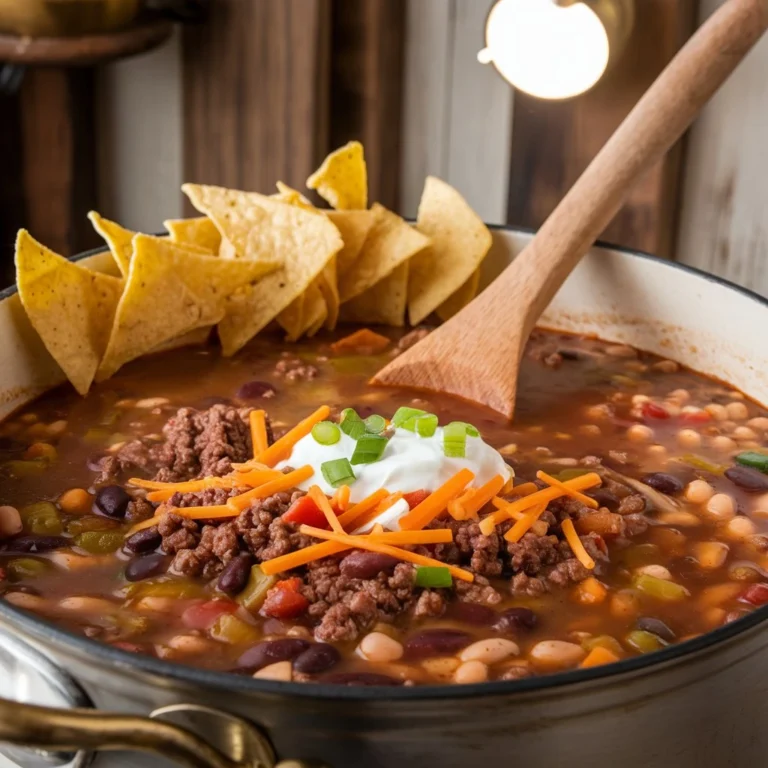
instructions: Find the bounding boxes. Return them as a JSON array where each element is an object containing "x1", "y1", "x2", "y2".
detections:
[
  {"x1": 680, "y1": 410, "x2": 711, "y2": 424},
  {"x1": 642, "y1": 402, "x2": 670, "y2": 420},
  {"x1": 282, "y1": 495, "x2": 329, "y2": 528},
  {"x1": 403, "y1": 489, "x2": 430, "y2": 509},
  {"x1": 182, "y1": 599, "x2": 238, "y2": 630},
  {"x1": 261, "y1": 578, "x2": 309, "y2": 619},
  {"x1": 740, "y1": 583, "x2": 768, "y2": 607}
]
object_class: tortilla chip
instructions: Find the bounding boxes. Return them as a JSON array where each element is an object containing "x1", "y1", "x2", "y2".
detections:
[
  {"x1": 306, "y1": 141, "x2": 367, "y2": 210},
  {"x1": 15, "y1": 230, "x2": 123, "y2": 395},
  {"x1": 408, "y1": 177, "x2": 492, "y2": 326},
  {"x1": 436, "y1": 267, "x2": 481, "y2": 322},
  {"x1": 182, "y1": 184, "x2": 343, "y2": 355},
  {"x1": 277, "y1": 294, "x2": 306, "y2": 342},
  {"x1": 301, "y1": 281, "x2": 328, "y2": 338},
  {"x1": 152, "y1": 326, "x2": 213, "y2": 354},
  {"x1": 87, "y1": 212, "x2": 134, "y2": 277},
  {"x1": 272, "y1": 182, "x2": 314, "y2": 210},
  {"x1": 164, "y1": 217, "x2": 222, "y2": 254},
  {"x1": 340, "y1": 261, "x2": 409, "y2": 327},
  {"x1": 338, "y1": 204, "x2": 430, "y2": 303},
  {"x1": 97, "y1": 246, "x2": 223, "y2": 381},
  {"x1": 316, "y1": 257, "x2": 340, "y2": 330},
  {"x1": 327, "y1": 210, "x2": 375, "y2": 274}
]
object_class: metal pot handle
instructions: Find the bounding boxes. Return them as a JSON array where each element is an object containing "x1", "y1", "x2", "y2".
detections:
[{"x1": 0, "y1": 696, "x2": 314, "y2": 768}]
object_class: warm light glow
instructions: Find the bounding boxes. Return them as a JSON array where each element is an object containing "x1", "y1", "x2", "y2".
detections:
[{"x1": 479, "y1": 0, "x2": 611, "y2": 99}]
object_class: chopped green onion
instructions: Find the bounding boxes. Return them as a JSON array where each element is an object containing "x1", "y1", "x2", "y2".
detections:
[
  {"x1": 393, "y1": 406, "x2": 426, "y2": 429},
  {"x1": 443, "y1": 421, "x2": 468, "y2": 458},
  {"x1": 364, "y1": 414, "x2": 387, "y2": 434},
  {"x1": 556, "y1": 468, "x2": 591, "y2": 482},
  {"x1": 735, "y1": 451, "x2": 768, "y2": 474},
  {"x1": 340, "y1": 409, "x2": 366, "y2": 440},
  {"x1": 321, "y1": 458, "x2": 356, "y2": 488},
  {"x1": 415, "y1": 413, "x2": 438, "y2": 438},
  {"x1": 452, "y1": 421, "x2": 479, "y2": 437},
  {"x1": 311, "y1": 421, "x2": 341, "y2": 446},
  {"x1": 414, "y1": 566, "x2": 453, "y2": 588},
  {"x1": 351, "y1": 435, "x2": 388, "y2": 465}
]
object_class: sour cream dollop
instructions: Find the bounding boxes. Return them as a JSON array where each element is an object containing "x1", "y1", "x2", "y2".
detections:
[{"x1": 276, "y1": 426, "x2": 513, "y2": 504}]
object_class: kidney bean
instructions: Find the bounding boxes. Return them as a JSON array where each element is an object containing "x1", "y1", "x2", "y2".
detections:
[
  {"x1": 94, "y1": 486, "x2": 132, "y2": 519},
  {"x1": 446, "y1": 602, "x2": 497, "y2": 626},
  {"x1": 740, "y1": 583, "x2": 768, "y2": 607},
  {"x1": 236, "y1": 381, "x2": 277, "y2": 400},
  {"x1": 293, "y1": 643, "x2": 341, "y2": 674},
  {"x1": 238, "y1": 638, "x2": 310, "y2": 671},
  {"x1": 340, "y1": 551, "x2": 400, "y2": 580},
  {"x1": 217, "y1": 553, "x2": 253, "y2": 595},
  {"x1": 124, "y1": 527, "x2": 161, "y2": 554},
  {"x1": 125, "y1": 553, "x2": 168, "y2": 582},
  {"x1": 404, "y1": 629, "x2": 472, "y2": 659},
  {"x1": 493, "y1": 607, "x2": 538, "y2": 635},
  {"x1": 725, "y1": 465, "x2": 768, "y2": 493},
  {"x1": 0, "y1": 534, "x2": 68, "y2": 553},
  {"x1": 642, "y1": 473, "x2": 684, "y2": 496},
  {"x1": 322, "y1": 672, "x2": 402, "y2": 686},
  {"x1": 636, "y1": 617, "x2": 676, "y2": 642},
  {"x1": 588, "y1": 489, "x2": 621, "y2": 511}
]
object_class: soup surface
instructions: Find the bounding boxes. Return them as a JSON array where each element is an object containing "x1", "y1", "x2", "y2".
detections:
[{"x1": 2, "y1": 327, "x2": 768, "y2": 686}]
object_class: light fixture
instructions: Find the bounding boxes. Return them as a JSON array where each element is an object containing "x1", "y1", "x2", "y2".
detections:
[{"x1": 478, "y1": 0, "x2": 634, "y2": 100}]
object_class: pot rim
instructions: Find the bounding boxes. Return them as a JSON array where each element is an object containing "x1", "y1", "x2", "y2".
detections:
[{"x1": 1, "y1": 225, "x2": 767, "y2": 702}]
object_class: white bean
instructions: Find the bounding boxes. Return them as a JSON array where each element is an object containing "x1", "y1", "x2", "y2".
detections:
[
  {"x1": 0, "y1": 505, "x2": 22, "y2": 538},
  {"x1": 677, "y1": 429, "x2": 702, "y2": 449},
  {"x1": 636, "y1": 564, "x2": 672, "y2": 581},
  {"x1": 168, "y1": 634, "x2": 214, "y2": 654},
  {"x1": 684, "y1": 479, "x2": 715, "y2": 505},
  {"x1": 705, "y1": 404, "x2": 728, "y2": 421},
  {"x1": 704, "y1": 494, "x2": 736, "y2": 522},
  {"x1": 529, "y1": 640, "x2": 586, "y2": 671},
  {"x1": 726, "y1": 402, "x2": 749, "y2": 420},
  {"x1": 58, "y1": 596, "x2": 119, "y2": 614},
  {"x1": 459, "y1": 638, "x2": 519, "y2": 665},
  {"x1": 627, "y1": 425, "x2": 654, "y2": 443},
  {"x1": 747, "y1": 417, "x2": 768, "y2": 432},
  {"x1": 253, "y1": 661, "x2": 292, "y2": 681},
  {"x1": 135, "y1": 397, "x2": 170, "y2": 409},
  {"x1": 4, "y1": 592, "x2": 49, "y2": 611},
  {"x1": 726, "y1": 516, "x2": 756, "y2": 539},
  {"x1": 359, "y1": 631, "x2": 404, "y2": 663},
  {"x1": 453, "y1": 660, "x2": 489, "y2": 684}
]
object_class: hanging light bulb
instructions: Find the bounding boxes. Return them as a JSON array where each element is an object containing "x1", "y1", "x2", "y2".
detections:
[{"x1": 478, "y1": 0, "x2": 634, "y2": 100}]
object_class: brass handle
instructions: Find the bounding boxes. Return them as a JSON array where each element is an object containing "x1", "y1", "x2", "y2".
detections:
[{"x1": 0, "y1": 696, "x2": 314, "y2": 768}]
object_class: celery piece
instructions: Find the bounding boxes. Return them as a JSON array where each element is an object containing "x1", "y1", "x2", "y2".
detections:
[
  {"x1": 633, "y1": 573, "x2": 689, "y2": 601},
  {"x1": 210, "y1": 613, "x2": 260, "y2": 645},
  {"x1": 625, "y1": 629, "x2": 668, "y2": 654},
  {"x1": 75, "y1": 531, "x2": 124, "y2": 554},
  {"x1": 237, "y1": 565, "x2": 277, "y2": 612}
]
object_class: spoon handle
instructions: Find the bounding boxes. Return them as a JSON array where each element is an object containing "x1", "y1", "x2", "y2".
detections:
[{"x1": 505, "y1": 0, "x2": 768, "y2": 337}]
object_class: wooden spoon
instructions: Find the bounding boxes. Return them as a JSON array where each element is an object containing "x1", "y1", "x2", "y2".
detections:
[{"x1": 373, "y1": 0, "x2": 768, "y2": 420}]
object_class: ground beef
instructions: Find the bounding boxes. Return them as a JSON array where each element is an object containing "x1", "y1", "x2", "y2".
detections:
[
  {"x1": 125, "y1": 496, "x2": 154, "y2": 524},
  {"x1": 274, "y1": 354, "x2": 318, "y2": 381},
  {"x1": 453, "y1": 521, "x2": 503, "y2": 577},
  {"x1": 455, "y1": 576, "x2": 502, "y2": 605},
  {"x1": 618, "y1": 493, "x2": 646, "y2": 515},
  {"x1": 168, "y1": 487, "x2": 242, "y2": 508},
  {"x1": 158, "y1": 513, "x2": 200, "y2": 554},
  {"x1": 413, "y1": 590, "x2": 446, "y2": 618}
]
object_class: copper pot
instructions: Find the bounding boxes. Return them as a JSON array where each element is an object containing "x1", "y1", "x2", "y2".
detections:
[{"x1": 0, "y1": 0, "x2": 142, "y2": 38}]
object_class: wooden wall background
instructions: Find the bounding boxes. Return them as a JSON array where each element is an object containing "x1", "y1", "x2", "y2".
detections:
[{"x1": 1, "y1": 0, "x2": 766, "y2": 295}]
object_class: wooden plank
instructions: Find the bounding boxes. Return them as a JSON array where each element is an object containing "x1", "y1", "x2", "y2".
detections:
[
  {"x1": 400, "y1": 0, "x2": 514, "y2": 222},
  {"x1": 0, "y1": 82, "x2": 25, "y2": 285},
  {"x1": 507, "y1": 1, "x2": 697, "y2": 257},
  {"x1": 330, "y1": 0, "x2": 406, "y2": 210},
  {"x1": 183, "y1": 0, "x2": 331, "y2": 206},
  {"x1": 676, "y1": 4, "x2": 768, "y2": 292}
]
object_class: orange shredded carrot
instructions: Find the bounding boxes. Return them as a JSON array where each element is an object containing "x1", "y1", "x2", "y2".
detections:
[
  {"x1": 309, "y1": 485, "x2": 344, "y2": 533},
  {"x1": 536, "y1": 471, "x2": 598, "y2": 509},
  {"x1": 259, "y1": 528, "x2": 454, "y2": 575},
  {"x1": 227, "y1": 465, "x2": 314, "y2": 512},
  {"x1": 256, "y1": 406, "x2": 331, "y2": 466},
  {"x1": 490, "y1": 497, "x2": 525, "y2": 520},
  {"x1": 331, "y1": 485, "x2": 351, "y2": 512},
  {"x1": 329, "y1": 328, "x2": 390, "y2": 355},
  {"x1": 231, "y1": 460, "x2": 273, "y2": 472},
  {"x1": 460, "y1": 474, "x2": 506, "y2": 517},
  {"x1": 399, "y1": 469, "x2": 475, "y2": 531},
  {"x1": 249, "y1": 410, "x2": 269, "y2": 458},
  {"x1": 478, "y1": 473, "x2": 601, "y2": 536},
  {"x1": 337, "y1": 489, "x2": 390, "y2": 530},
  {"x1": 562, "y1": 518, "x2": 596, "y2": 570},
  {"x1": 171, "y1": 505, "x2": 237, "y2": 520},
  {"x1": 349, "y1": 492, "x2": 405, "y2": 533},
  {"x1": 128, "y1": 476, "x2": 236, "y2": 492},
  {"x1": 509, "y1": 481, "x2": 538, "y2": 497},
  {"x1": 371, "y1": 523, "x2": 385, "y2": 534},
  {"x1": 142, "y1": 469, "x2": 281, "y2": 502},
  {"x1": 299, "y1": 525, "x2": 474, "y2": 582},
  {"x1": 504, "y1": 503, "x2": 549, "y2": 543},
  {"x1": 580, "y1": 646, "x2": 618, "y2": 668},
  {"x1": 448, "y1": 489, "x2": 477, "y2": 521}
]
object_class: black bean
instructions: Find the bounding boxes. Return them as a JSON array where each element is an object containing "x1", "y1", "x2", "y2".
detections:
[
  {"x1": 124, "y1": 527, "x2": 161, "y2": 554},
  {"x1": 94, "y1": 486, "x2": 132, "y2": 519},
  {"x1": 0, "y1": 535, "x2": 68, "y2": 553},
  {"x1": 446, "y1": 602, "x2": 497, "y2": 626},
  {"x1": 322, "y1": 672, "x2": 402, "y2": 686},
  {"x1": 293, "y1": 643, "x2": 341, "y2": 674},
  {"x1": 636, "y1": 617, "x2": 676, "y2": 642},
  {"x1": 588, "y1": 488, "x2": 621, "y2": 511},
  {"x1": 218, "y1": 554, "x2": 253, "y2": 595},
  {"x1": 725, "y1": 465, "x2": 768, "y2": 493},
  {"x1": 238, "y1": 638, "x2": 310, "y2": 671},
  {"x1": 124, "y1": 553, "x2": 168, "y2": 582},
  {"x1": 340, "y1": 551, "x2": 400, "y2": 580},
  {"x1": 493, "y1": 607, "x2": 538, "y2": 635},
  {"x1": 641, "y1": 473, "x2": 685, "y2": 496},
  {"x1": 404, "y1": 629, "x2": 472, "y2": 659},
  {"x1": 236, "y1": 380, "x2": 277, "y2": 400}
]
